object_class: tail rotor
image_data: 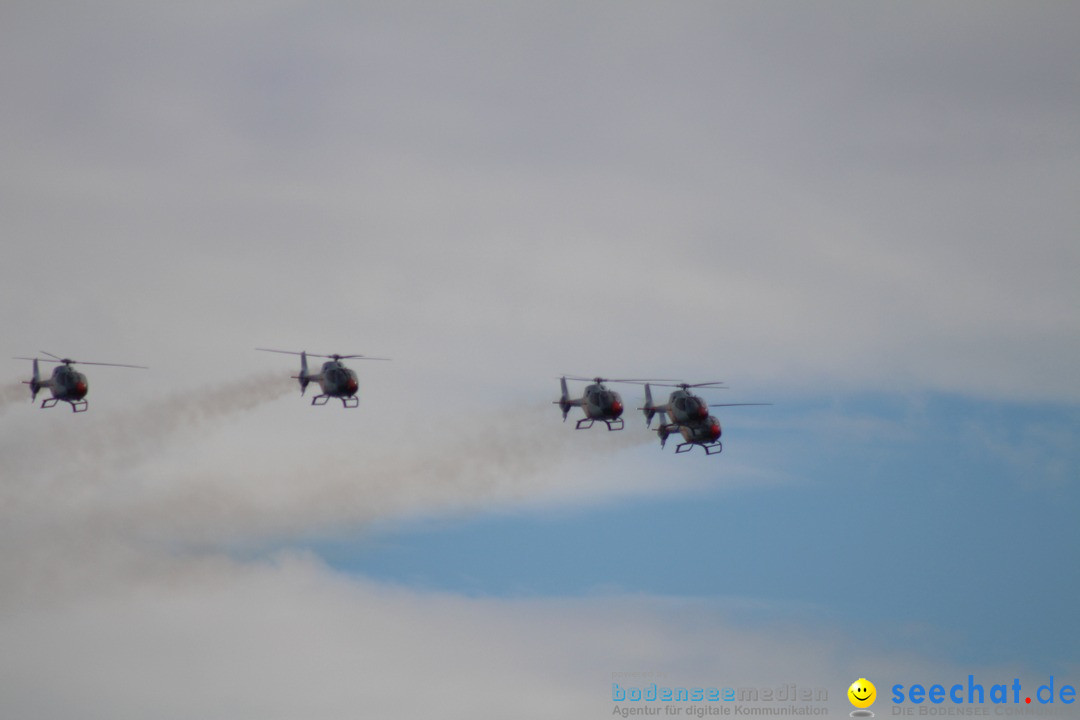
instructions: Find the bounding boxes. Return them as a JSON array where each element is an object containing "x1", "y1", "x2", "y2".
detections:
[
  {"x1": 557, "y1": 376, "x2": 571, "y2": 421},
  {"x1": 28, "y1": 358, "x2": 41, "y2": 401},
  {"x1": 657, "y1": 414, "x2": 671, "y2": 449},
  {"x1": 296, "y1": 351, "x2": 310, "y2": 396},
  {"x1": 641, "y1": 383, "x2": 657, "y2": 428}
]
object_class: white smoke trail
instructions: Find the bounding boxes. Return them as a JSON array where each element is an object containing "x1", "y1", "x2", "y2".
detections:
[
  {"x1": 0, "y1": 373, "x2": 297, "y2": 608},
  {"x1": 0, "y1": 398, "x2": 675, "y2": 611},
  {"x1": 64, "y1": 403, "x2": 674, "y2": 550},
  {"x1": 76, "y1": 372, "x2": 296, "y2": 472},
  {"x1": 0, "y1": 382, "x2": 28, "y2": 411},
  {"x1": 0, "y1": 373, "x2": 296, "y2": 527}
]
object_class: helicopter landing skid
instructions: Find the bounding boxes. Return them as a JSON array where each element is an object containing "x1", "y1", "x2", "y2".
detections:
[
  {"x1": 675, "y1": 441, "x2": 722, "y2": 455},
  {"x1": 311, "y1": 394, "x2": 358, "y2": 408},
  {"x1": 575, "y1": 417, "x2": 624, "y2": 431},
  {"x1": 41, "y1": 398, "x2": 88, "y2": 413}
]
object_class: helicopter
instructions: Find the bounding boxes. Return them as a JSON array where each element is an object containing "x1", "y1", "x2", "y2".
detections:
[
  {"x1": 555, "y1": 376, "x2": 673, "y2": 430},
  {"x1": 256, "y1": 349, "x2": 389, "y2": 407},
  {"x1": 14, "y1": 352, "x2": 148, "y2": 412},
  {"x1": 641, "y1": 381, "x2": 770, "y2": 455}
]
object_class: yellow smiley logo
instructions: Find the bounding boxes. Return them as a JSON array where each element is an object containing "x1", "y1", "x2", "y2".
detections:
[{"x1": 848, "y1": 678, "x2": 876, "y2": 709}]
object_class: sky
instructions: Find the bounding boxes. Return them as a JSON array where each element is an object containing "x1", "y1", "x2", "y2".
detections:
[{"x1": 1, "y1": 2, "x2": 1078, "y2": 718}]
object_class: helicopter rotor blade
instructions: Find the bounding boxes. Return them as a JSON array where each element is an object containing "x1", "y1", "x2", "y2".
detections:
[
  {"x1": 69, "y1": 361, "x2": 149, "y2": 369},
  {"x1": 40, "y1": 350, "x2": 65, "y2": 361},
  {"x1": 561, "y1": 376, "x2": 678, "y2": 385},
  {"x1": 606, "y1": 378, "x2": 681, "y2": 384},
  {"x1": 16, "y1": 355, "x2": 146, "y2": 368},
  {"x1": 707, "y1": 403, "x2": 772, "y2": 408},
  {"x1": 648, "y1": 381, "x2": 728, "y2": 389},
  {"x1": 257, "y1": 349, "x2": 390, "y2": 361},
  {"x1": 256, "y1": 348, "x2": 305, "y2": 356},
  {"x1": 329, "y1": 354, "x2": 392, "y2": 361}
]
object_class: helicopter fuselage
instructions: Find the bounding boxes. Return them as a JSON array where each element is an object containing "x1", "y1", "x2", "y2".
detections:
[
  {"x1": 311, "y1": 360, "x2": 359, "y2": 399},
  {"x1": 294, "y1": 359, "x2": 361, "y2": 406},
  {"x1": 581, "y1": 383, "x2": 624, "y2": 422},
  {"x1": 17, "y1": 353, "x2": 147, "y2": 412},
  {"x1": 662, "y1": 388, "x2": 710, "y2": 425},
  {"x1": 676, "y1": 415, "x2": 722, "y2": 444},
  {"x1": 260, "y1": 349, "x2": 380, "y2": 408},
  {"x1": 26, "y1": 363, "x2": 91, "y2": 411},
  {"x1": 657, "y1": 414, "x2": 723, "y2": 454},
  {"x1": 557, "y1": 377, "x2": 627, "y2": 430},
  {"x1": 44, "y1": 365, "x2": 89, "y2": 402}
]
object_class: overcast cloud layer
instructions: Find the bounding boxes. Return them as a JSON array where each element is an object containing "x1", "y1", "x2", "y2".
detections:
[
  {"x1": 2, "y1": 2, "x2": 1078, "y2": 718},
  {"x1": 3, "y1": 2, "x2": 1078, "y2": 401}
]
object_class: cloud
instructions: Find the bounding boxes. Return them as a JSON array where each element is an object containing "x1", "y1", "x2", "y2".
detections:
[
  {"x1": 0, "y1": 385, "x2": 779, "y2": 718},
  {"x1": 2, "y1": 3, "x2": 1079, "y2": 403},
  {"x1": 2, "y1": 384, "x2": 1072, "y2": 718},
  {"x1": 0, "y1": 392, "x2": 689, "y2": 557},
  {"x1": 0, "y1": 392, "x2": 828, "y2": 720},
  {"x1": 2, "y1": 545, "x2": 1069, "y2": 720}
]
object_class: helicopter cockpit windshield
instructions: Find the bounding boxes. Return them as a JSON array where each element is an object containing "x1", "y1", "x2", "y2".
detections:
[{"x1": 59, "y1": 368, "x2": 81, "y2": 386}]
